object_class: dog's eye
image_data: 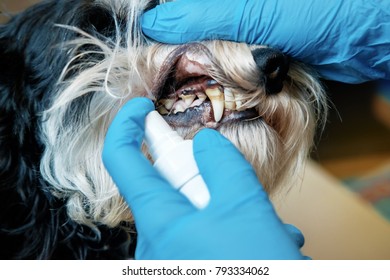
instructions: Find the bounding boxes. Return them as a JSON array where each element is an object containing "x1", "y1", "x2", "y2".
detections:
[{"x1": 251, "y1": 48, "x2": 290, "y2": 95}]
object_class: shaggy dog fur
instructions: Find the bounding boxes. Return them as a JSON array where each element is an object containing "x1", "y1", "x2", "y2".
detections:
[{"x1": 0, "y1": 0, "x2": 327, "y2": 259}]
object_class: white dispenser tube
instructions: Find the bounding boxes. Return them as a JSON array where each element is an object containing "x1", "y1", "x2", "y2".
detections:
[{"x1": 144, "y1": 111, "x2": 210, "y2": 209}]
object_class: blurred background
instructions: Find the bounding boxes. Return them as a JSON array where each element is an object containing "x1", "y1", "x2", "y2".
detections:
[
  {"x1": 0, "y1": 0, "x2": 40, "y2": 23},
  {"x1": 313, "y1": 81, "x2": 390, "y2": 220},
  {"x1": 2, "y1": 0, "x2": 390, "y2": 259}
]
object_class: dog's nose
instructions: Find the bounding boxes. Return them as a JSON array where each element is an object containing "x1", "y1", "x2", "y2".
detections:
[{"x1": 251, "y1": 48, "x2": 289, "y2": 94}]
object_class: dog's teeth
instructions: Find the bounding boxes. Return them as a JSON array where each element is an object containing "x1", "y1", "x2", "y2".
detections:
[
  {"x1": 224, "y1": 88, "x2": 236, "y2": 110},
  {"x1": 234, "y1": 93, "x2": 245, "y2": 110},
  {"x1": 196, "y1": 92, "x2": 207, "y2": 102},
  {"x1": 173, "y1": 102, "x2": 186, "y2": 114},
  {"x1": 157, "y1": 106, "x2": 169, "y2": 115},
  {"x1": 180, "y1": 94, "x2": 196, "y2": 106},
  {"x1": 205, "y1": 87, "x2": 224, "y2": 122},
  {"x1": 160, "y1": 99, "x2": 175, "y2": 110},
  {"x1": 190, "y1": 99, "x2": 204, "y2": 107}
]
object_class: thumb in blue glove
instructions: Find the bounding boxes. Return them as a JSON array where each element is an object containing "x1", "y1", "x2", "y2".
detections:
[
  {"x1": 142, "y1": 0, "x2": 390, "y2": 84},
  {"x1": 102, "y1": 97, "x2": 306, "y2": 259}
]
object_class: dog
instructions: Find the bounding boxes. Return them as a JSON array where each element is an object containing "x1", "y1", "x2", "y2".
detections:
[{"x1": 0, "y1": 0, "x2": 327, "y2": 259}]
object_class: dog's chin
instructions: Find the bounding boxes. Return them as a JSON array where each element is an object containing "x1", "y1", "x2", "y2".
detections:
[{"x1": 152, "y1": 43, "x2": 259, "y2": 129}]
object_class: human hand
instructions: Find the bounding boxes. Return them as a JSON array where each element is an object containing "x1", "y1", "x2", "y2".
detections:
[
  {"x1": 142, "y1": 0, "x2": 390, "y2": 83},
  {"x1": 102, "y1": 97, "x2": 306, "y2": 259}
]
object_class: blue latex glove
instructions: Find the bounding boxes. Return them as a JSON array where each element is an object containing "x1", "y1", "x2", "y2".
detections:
[
  {"x1": 102, "y1": 97, "x2": 306, "y2": 259},
  {"x1": 142, "y1": 0, "x2": 390, "y2": 84}
]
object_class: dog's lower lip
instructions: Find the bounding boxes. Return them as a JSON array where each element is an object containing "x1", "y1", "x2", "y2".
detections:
[{"x1": 160, "y1": 102, "x2": 258, "y2": 128}]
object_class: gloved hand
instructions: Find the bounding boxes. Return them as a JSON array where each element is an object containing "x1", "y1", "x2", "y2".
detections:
[
  {"x1": 142, "y1": 0, "x2": 390, "y2": 84},
  {"x1": 102, "y1": 97, "x2": 306, "y2": 259}
]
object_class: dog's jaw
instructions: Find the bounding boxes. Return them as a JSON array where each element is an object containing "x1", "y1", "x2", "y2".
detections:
[{"x1": 152, "y1": 43, "x2": 259, "y2": 129}]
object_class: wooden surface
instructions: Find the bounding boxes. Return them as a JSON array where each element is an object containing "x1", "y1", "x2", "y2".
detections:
[{"x1": 275, "y1": 160, "x2": 390, "y2": 260}]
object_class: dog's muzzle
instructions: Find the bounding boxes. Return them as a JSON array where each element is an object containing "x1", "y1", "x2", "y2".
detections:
[{"x1": 153, "y1": 43, "x2": 289, "y2": 128}]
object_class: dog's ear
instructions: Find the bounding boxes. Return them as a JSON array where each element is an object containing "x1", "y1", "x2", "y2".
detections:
[
  {"x1": 0, "y1": 37, "x2": 25, "y2": 87},
  {"x1": 0, "y1": 35, "x2": 28, "y2": 141}
]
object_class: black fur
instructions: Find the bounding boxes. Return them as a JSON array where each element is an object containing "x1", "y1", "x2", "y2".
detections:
[{"x1": 0, "y1": 0, "x2": 143, "y2": 259}]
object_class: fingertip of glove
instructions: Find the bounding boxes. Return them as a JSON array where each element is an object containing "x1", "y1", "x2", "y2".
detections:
[
  {"x1": 117, "y1": 98, "x2": 155, "y2": 122},
  {"x1": 102, "y1": 97, "x2": 154, "y2": 160},
  {"x1": 284, "y1": 224, "x2": 305, "y2": 248},
  {"x1": 193, "y1": 129, "x2": 250, "y2": 169},
  {"x1": 194, "y1": 129, "x2": 231, "y2": 150},
  {"x1": 122, "y1": 97, "x2": 155, "y2": 112}
]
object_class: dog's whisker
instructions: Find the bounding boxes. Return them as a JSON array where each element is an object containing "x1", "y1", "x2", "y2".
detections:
[{"x1": 243, "y1": 115, "x2": 263, "y2": 122}]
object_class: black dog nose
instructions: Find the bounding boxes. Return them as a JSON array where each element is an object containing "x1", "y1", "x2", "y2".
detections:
[{"x1": 251, "y1": 48, "x2": 289, "y2": 94}]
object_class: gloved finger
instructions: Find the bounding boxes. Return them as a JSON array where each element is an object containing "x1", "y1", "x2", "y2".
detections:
[
  {"x1": 141, "y1": 0, "x2": 248, "y2": 44},
  {"x1": 142, "y1": 0, "x2": 390, "y2": 83},
  {"x1": 193, "y1": 129, "x2": 269, "y2": 207},
  {"x1": 102, "y1": 97, "x2": 194, "y2": 232},
  {"x1": 283, "y1": 224, "x2": 305, "y2": 249},
  {"x1": 284, "y1": 224, "x2": 312, "y2": 260}
]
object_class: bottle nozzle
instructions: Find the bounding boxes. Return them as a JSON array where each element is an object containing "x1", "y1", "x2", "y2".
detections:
[{"x1": 144, "y1": 111, "x2": 182, "y2": 160}]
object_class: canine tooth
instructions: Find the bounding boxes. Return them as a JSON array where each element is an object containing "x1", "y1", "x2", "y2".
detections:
[
  {"x1": 205, "y1": 87, "x2": 224, "y2": 122},
  {"x1": 179, "y1": 94, "x2": 196, "y2": 106},
  {"x1": 224, "y1": 88, "x2": 236, "y2": 110}
]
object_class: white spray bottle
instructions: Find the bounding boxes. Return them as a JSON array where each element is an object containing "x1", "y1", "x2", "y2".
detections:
[{"x1": 144, "y1": 111, "x2": 210, "y2": 209}]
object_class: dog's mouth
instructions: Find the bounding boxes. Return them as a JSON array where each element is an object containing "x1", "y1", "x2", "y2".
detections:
[{"x1": 152, "y1": 44, "x2": 258, "y2": 128}]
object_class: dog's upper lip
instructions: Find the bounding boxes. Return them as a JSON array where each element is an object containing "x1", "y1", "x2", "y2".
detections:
[{"x1": 152, "y1": 44, "x2": 212, "y2": 100}]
